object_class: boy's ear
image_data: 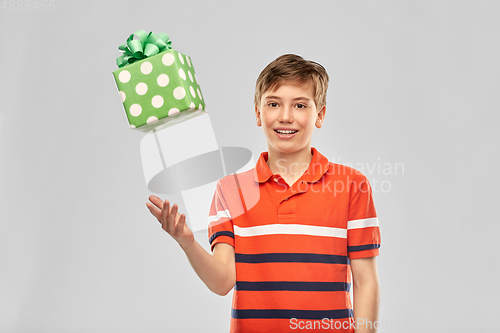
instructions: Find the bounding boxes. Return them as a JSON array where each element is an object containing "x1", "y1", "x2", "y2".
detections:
[
  {"x1": 316, "y1": 105, "x2": 326, "y2": 128},
  {"x1": 255, "y1": 105, "x2": 261, "y2": 127}
]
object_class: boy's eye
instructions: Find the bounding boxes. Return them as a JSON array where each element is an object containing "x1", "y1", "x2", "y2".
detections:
[{"x1": 266, "y1": 102, "x2": 307, "y2": 108}]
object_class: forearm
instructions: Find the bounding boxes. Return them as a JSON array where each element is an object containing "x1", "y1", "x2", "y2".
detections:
[
  {"x1": 179, "y1": 239, "x2": 234, "y2": 296},
  {"x1": 353, "y1": 280, "x2": 380, "y2": 333}
]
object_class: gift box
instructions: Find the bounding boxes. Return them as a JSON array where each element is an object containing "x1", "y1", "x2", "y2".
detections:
[{"x1": 112, "y1": 30, "x2": 207, "y2": 132}]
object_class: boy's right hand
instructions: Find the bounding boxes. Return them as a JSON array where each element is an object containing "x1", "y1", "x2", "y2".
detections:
[{"x1": 146, "y1": 195, "x2": 194, "y2": 249}]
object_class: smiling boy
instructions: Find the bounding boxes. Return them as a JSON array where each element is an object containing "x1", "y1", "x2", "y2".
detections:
[{"x1": 147, "y1": 54, "x2": 381, "y2": 333}]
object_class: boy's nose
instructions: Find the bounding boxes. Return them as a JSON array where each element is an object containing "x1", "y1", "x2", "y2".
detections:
[{"x1": 279, "y1": 106, "x2": 294, "y2": 122}]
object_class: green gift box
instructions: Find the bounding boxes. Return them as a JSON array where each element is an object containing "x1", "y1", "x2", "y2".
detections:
[{"x1": 112, "y1": 30, "x2": 207, "y2": 132}]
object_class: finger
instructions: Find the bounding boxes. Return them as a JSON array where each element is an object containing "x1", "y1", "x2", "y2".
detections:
[
  {"x1": 150, "y1": 195, "x2": 166, "y2": 209},
  {"x1": 167, "y1": 203, "x2": 179, "y2": 233},
  {"x1": 161, "y1": 200, "x2": 171, "y2": 231},
  {"x1": 175, "y1": 213, "x2": 187, "y2": 234},
  {"x1": 146, "y1": 203, "x2": 161, "y2": 221},
  {"x1": 148, "y1": 195, "x2": 160, "y2": 204}
]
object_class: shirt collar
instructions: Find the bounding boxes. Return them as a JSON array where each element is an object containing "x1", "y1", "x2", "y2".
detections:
[{"x1": 253, "y1": 147, "x2": 330, "y2": 184}]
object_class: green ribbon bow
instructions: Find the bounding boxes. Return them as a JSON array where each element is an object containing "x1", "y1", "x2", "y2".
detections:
[{"x1": 116, "y1": 30, "x2": 172, "y2": 68}]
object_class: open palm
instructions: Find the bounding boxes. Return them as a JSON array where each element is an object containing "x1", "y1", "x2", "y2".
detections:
[{"x1": 146, "y1": 195, "x2": 194, "y2": 248}]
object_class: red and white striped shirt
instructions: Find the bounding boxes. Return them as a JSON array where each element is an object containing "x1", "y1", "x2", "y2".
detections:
[{"x1": 208, "y1": 147, "x2": 381, "y2": 333}]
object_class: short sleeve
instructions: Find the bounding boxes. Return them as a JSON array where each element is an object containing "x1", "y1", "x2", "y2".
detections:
[
  {"x1": 347, "y1": 176, "x2": 381, "y2": 259},
  {"x1": 208, "y1": 181, "x2": 235, "y2": 252}
]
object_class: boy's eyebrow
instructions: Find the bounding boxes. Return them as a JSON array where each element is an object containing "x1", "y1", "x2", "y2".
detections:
[{"x1": 264, "y1": 95, "x2": 311, "y2": 101}]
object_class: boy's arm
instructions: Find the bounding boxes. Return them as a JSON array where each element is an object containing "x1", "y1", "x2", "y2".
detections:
[
  {"x1": 350, "y1": 257, "x2": 380, "y2": 333},
  {"x1": 146, "y1": 196, "x2": 236, "y2": 296},
  {"x1": 180, "y1": 240, "x2": 236, "y2": 296}
]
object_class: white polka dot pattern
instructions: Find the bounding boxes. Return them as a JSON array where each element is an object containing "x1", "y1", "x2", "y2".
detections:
[
  {"x1": 179, "y1": 68, "x2": 186, "y2": 80},
  {"x1": 178, "y1": 53, "x2": 184, "y2": 64},
  {"x1": 162, "y1": 53, "x2": 175, "y2": 66},
  {"x1": 130, "y1": 104, "x2": 142, "y2": 116},
  {"x1": 113, "y1": 49, "x2": 207, "y2": 129},
  {"x1": 147, "y1": 116, "x2": 159, "y2": 124},
  {"x1": 141, "y1": 61, "x2": 153, "y2": 74},
  {"x1": 119, "y1": 70, "x2": 131, "y2": 83},
  {"x1": 173, "y1": 87, "x2": 186, "y2": 100},
  {"x1": 152, "y1": 95, "x2": 164, "y2": 108},
  {"x1": 168, "y1": 108, "x2": 180, "y2": 116},
  {"x1": 136, "y1": 82, "x2": 148, "y2": 95},
  {"x1": 157, "y1": 74, "x2": 169, "y2": 87}
]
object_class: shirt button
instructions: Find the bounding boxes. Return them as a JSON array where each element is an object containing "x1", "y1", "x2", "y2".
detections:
[
  {"x1": 273, "y1": 178, "x2": 278, "y2": 182},
  {"x1": 284, "y1": 198, "x2": 288, "y2": 201}
]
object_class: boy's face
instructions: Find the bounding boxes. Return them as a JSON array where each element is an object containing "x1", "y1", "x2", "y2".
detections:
[{"x1": 255, "y1": 80, "x2": 326, "y2": 156}]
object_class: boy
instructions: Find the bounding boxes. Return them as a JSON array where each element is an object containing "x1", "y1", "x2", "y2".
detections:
[{"x1": 146, "y1": 54, "x2": 381, "y2": 332}]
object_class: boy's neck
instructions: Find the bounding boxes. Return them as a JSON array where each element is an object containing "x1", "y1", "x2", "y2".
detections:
[{"x1": 265, "y1": 145, "x2": 314, "y2": 179}]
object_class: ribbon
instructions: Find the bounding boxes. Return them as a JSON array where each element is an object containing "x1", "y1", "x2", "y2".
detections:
[{"x1": 116, "y1": 30, "x2": 172, "y2": 68}]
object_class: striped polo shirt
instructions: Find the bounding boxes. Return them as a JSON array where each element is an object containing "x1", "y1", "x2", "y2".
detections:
[{"x1": 208, "y1": 146, "x2": 381, "y2": 333}]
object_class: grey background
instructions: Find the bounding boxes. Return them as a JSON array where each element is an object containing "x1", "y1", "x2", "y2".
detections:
[{"x1": 1, "y1": 1, "x2": 498, "y2": 332}]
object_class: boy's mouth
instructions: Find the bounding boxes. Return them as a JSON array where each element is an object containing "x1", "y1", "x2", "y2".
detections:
[
  {"x1": 274, "y1": 129, "x2": 299, "y2": 134},
  {"x1": 274, "y1": 129, "x2": 299, "y2": 139}
]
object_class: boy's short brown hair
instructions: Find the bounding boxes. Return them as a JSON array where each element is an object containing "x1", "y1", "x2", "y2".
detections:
[{"x1": 254, "y1": 54, "x2": 329, "y2": 111}]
